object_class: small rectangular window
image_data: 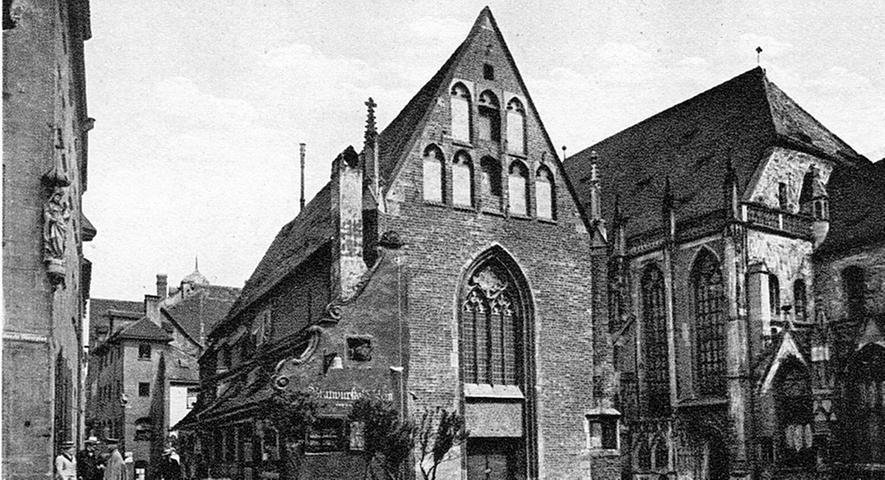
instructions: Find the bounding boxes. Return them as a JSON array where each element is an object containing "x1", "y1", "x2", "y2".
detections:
[
  {"x1": 347, "y1": 337, "x2": 373, "y2": 362},
  {"x1": 778, "y1": 182, "x2": 789, "y2": 209},
  {"x1": 138, "y1": 382, "x2": 150, "y2": 397},
  {"x1": 138, "y1": 344, "x2": 151, "y2": 360},
  {"x1": 483, "y1": 63, "x2": 494, "y2": 80}
]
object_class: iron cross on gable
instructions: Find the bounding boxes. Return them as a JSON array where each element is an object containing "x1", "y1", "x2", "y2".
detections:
[{"x1": 365, "y1": 97, "x2": 377, "y2": 111}]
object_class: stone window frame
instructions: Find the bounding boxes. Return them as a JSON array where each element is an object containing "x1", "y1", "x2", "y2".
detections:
[{"x1": 505, "y1": 96, "x2": 526, "y2": 156}]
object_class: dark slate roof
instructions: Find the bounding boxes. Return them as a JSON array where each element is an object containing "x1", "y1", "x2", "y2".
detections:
[
  {"x1": 817, "y1": 160, "x2": 885, "y2": 254},
  {"x1": 565, "y1": 67, "x2": 866, "y2": 237},
  {"x1": 164, "y1": 285, "x2": 240, "y2": 346},
  {"x1": 116, "y1": 317, "x2": 171, "y2": 342},
  {"x1": 90, "y1": 298, "x2": 143, "y2": 325},
  {"x1": 225, "y1": 183, "x2": 333, "y2": 321}
]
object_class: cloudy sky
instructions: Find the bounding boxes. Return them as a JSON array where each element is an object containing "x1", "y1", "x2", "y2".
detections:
[{"x1": 84, "y1": 0, "x2": 885, "y2": 300}]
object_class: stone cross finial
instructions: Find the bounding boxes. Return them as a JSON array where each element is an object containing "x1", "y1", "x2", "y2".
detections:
[{"x1": 364, "y1": 97, "x2": 377, "y2": 145}]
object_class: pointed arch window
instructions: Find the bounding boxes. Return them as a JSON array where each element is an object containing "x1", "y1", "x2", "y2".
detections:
[
  {"x1": 478, "y1": 90, "x2": 501, "y2": 143},
  {"x1": 793, "y1": 279, "x2": 808, "y2": 323},
  {"x1": 480, "y1": 156, "x2": 502, "y2": 211},
  {"x1": 422, "y1": 145, "x2": 444, "y2": 203},
  {"x1": 452, "y1": 151, "x2": 473, "y2": 207},
  {"x1": 506, "y1": 98, "x2": 525, "y2": 155},
  {"x1": 461, "y1": 262, "x2": 522, "y2": 386},
  {"x1": 535, "y1": 166, "x2": 555, "y2": 220},
  {"x1": 691, "y1": 250, "x2": 726, "y2": 397},
  {"x1": 769, "y1": 274, "x2": 781, "y2": 320},
  {"x1": 642, "y1": 265, "x2": 669, "y2": 416},
  {"x1": 508, "y1": 161, "x2": 528, "y2": 215},
  {"x1": 843, "y1": 266, "x2": 865, "y2": 319},
  {"x1": 451, "y1": 83, "x2": 471, "y2": 143}
]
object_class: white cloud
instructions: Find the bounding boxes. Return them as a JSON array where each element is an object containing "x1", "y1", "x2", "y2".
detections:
[{"x1": 149, "y1": 77, "x2": 258, "y2": 129}]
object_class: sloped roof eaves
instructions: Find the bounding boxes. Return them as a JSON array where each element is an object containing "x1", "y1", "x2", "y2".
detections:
[
  {"x1": 117, "y1": 317, "x2": 172, "y2": 342},
  {"x1": 90, "y1": 298, "x2": 143, "y2": 324},
  {"x1": 567, "y1": 68, "x2": 778, "y2": 236},
  {"x1": 762, "y1": 76, "x2": 862, "y2": 164},
  {"x1": 225, "y1": 184, "x2": 333, "y2": 324},
  {"x1": 164, "y1": 286, "x2": 239, "y2": 345}
]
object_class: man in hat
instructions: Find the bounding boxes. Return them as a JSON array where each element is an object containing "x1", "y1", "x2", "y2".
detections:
[
  {"x1": 77, "y1": 437, "x2": 104, "y2": 480},
  {"x1": 102, "y1": 438, "x2": 126, "y2": 480},
  {"x1": 55, "y1": 441, "x2": 77, "y2": 480}
]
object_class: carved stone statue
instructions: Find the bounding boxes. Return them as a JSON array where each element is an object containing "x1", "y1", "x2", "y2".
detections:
[{"x1": 43, "y1": 186, "x2": 71, "y2": 283}]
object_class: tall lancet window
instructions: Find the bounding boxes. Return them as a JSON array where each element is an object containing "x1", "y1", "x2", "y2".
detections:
[
  {"x1": 422, "y1": 145, "x2": 444, "y2": 202},
  {"x1": 691, "y1": 249, "x2": 726, "y2": 397},
  {"x1": 769, "y1": 274, "x2": 781, "y2": 320},
  {"x1": 506, "y1": 97, "x2": 525, "y2": 155},
  {"x1": 508, "y1": 161, "x2": 528, "y2": 215},
  {"x1": 461, "y1": 262, "x2": 522, "y2": 386},
  {"x1": 452, "y1": 151, "x2": 473, "y2": 207},
  {"x1": 794, "y1": 279, "x2": 808, "y2": 323},
  {"x1": 642, "y1": 264, "x2": 670, "y2": 416},
  {"x1": 535, "y1": 166, "x2": 554, "y2": 219},
  {"x1": 477, "y1": 90, "x2": 501, "y2": 143},
  {"x1": 451, "y1": 83, "x2": 471, "y2": 143},
  {"x1": 480, "y1": 157, "x2": 502, "y2": 211}
]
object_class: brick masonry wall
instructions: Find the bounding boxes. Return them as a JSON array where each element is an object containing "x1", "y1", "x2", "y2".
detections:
[
  {"x1": 3, "y1": 0, "x2": 90, "y2": 476},
  {"x1": 378, "y1": 21, "x2": 613, "y2": 480}
]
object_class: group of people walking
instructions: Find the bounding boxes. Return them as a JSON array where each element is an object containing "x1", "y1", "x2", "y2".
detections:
[{"x1": 55, "y1": 437, "x2": 180, "y2": 480}]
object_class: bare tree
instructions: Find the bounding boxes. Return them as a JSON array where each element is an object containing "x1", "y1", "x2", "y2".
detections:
[{"x1": 414, "y1": 407, "x2": 468, "y2": 480}]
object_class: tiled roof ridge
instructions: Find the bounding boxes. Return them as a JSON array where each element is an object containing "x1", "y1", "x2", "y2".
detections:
[
  {"x1": 573, "y1": 67, "x2": 770, "y2": 159},
  {"x1": 116, "y1": 316, "x2": 171, "y2": 342}
]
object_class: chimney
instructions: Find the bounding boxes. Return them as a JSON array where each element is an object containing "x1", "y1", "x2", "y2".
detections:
[
  {"x1": 144, "y1": 294, "x2": 161, "y2": 326},
  {"x1": 299, "y1": 143, "x2": 306, "y2": 211},
  {"x1": 156, "y1": 274, "x2": 168, "y2": 300},
  {"x1": 330, "y1": 146, "x2": 367, "y2": 298}
]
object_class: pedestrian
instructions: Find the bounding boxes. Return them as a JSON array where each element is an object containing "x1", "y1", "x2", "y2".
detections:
[
  {"x1": 158, "y1": 447, "x2": 182, "y2": 480},
  {"x1": 102, "y1": 438, "x2": 127, "y2": 480},
  {"x1": 77, "y1": 437, "x2": 104, "y2": 480},
  {"x1": 55, "y1": 441, "x2": 77, "y2": 480}
]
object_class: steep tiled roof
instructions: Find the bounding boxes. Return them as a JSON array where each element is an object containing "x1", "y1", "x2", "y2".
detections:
[
  {"x1": 90, "y1": 298, "x2": 143, "y2": 325},
  {"x1": 116, "y1": 317, "x2": 171, "y2": 342},
  {"x1": 164, "y1": 285, "x2": 240, "y2": 346},
  {"x1": 565, "y1": 67, "x2": 866, "y2": 237},
  {"x1": 377, "y1": 41, "x2": 466, "y2": 186},
  {"x1": 817, "y1": 160, "x2": 885, "y2": 254},
  {"x1": 225, "y1": 183, "x2": 333, "y2": 321}
]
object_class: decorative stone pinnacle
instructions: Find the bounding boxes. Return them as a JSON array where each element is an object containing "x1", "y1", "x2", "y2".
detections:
[{"x1": 364, "y1": 97, "x2": 377, "y2": 145}]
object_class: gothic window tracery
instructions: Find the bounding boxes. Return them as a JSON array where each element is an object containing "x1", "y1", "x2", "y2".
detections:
[
  {"x1": 642, "y1": 265, "x2": 670, "y2": 416},
  {"x1": 793, "y1": 279, "x2": 807, "y2": 323},
  {"x1": 461, "y1": 263, "x2": 521, "y2": 386},
  {"x1": 691, "y1": 249, "x2": 726, "y2": 397}
]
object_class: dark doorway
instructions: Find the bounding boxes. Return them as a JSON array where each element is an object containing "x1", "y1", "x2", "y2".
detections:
[
  {"x1": 466, "y1": 438, "x2": 524, "y2": 480},
  {"x1": 706, "y1": 435, "x2": 728, "y2": 480}
]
